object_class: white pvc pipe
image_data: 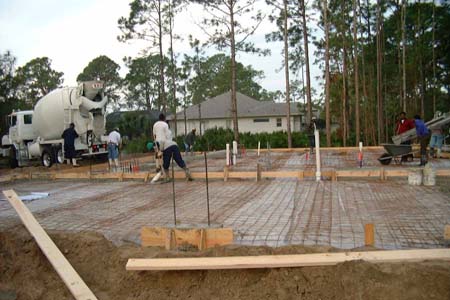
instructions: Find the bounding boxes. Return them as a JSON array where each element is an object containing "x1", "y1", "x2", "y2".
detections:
[
  {"x1": 315, "y1": 129, "x2": 321, "y2": 181},
  {"x1": 359, "y1": 142, "x2": 363, "y2": 152},
  {"x1": 257, "y1": 141, "x2": 260, "y2": 157},
  {"x1": 226, "y1": 143, "x2": 230, "y2": 166},
  {"x1": 232, "y1": 141, "x2": 237, "y2": 165}
]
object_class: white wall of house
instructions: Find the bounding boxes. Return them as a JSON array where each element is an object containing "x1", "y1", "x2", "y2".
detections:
[{"x1": 171, "y1": 116, "x2": 300, "y2": 136}]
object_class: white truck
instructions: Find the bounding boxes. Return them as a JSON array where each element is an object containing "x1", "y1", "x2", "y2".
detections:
[{"x1": 1, "y1": 81, "x2": 109, "y2": 168}]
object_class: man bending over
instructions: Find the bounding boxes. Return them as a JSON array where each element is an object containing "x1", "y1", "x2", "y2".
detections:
[{"x1": 153, "y1": 113, "x2": 192, "y2": 181}]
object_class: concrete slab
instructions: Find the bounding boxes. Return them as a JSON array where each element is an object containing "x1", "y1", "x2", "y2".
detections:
[{"x1": 1, "y1": 175, "x2": 449, "y2": 250}]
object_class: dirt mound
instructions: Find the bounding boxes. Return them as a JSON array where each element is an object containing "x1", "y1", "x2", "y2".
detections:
[{"x1": 1, "y1": 228, "x2": 449, "y2": 300}]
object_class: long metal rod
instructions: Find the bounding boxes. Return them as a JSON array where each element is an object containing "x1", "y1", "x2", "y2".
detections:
[
  {"x1": 171, "y1": 155, "x2": 177, "y2": 227},
  {"x1": 204, "y1": 152, "x2": 211, "y2": 227}
]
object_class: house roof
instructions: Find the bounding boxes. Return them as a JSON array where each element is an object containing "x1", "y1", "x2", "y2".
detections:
[{"x1": 167, "y1": 91, "x2": 303, "y2": 120}]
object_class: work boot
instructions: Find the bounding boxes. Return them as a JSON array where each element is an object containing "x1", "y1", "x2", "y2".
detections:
[
  {"x1": 72, "y1": 158, "x2": 79, "y2": 167},
  {"x1": 163, "y1": 170, "x2": 171, "y2": 183},
  {"x1": 66, "y1": 159, "x2": 71, "y2": 165},
  {"x1": 184, "y1": 167, "x2": 193, "y2": 181},
  {"x1": 437, "y1": 149, "x2": 442, "y2": 159}
]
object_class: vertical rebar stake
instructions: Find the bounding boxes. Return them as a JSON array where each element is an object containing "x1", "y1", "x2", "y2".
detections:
[
  {"x1": 204, "y1": 152, "x2": 211, "y2": 227},
  {"x1": 171, "y1": 155, "x2": 177, "y2": 227}
]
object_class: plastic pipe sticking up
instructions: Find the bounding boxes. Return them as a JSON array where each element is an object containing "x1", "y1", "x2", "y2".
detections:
[
  {"x1": 232, "y1": 141, "x2": 238, "y2": 165},
  {"x1": 314, "y1": 126, "x2": 321, "y2": 181},
  {"x1": 226, "y1": 143, "x2": 230, "y2": 166},
  {"x1": 257, "y1": 141, "x2": 261, "y2": 157}
]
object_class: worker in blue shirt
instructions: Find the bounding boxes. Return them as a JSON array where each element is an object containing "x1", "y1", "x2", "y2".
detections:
[{"x1": 414, "y1": 115, "x2": 430, "y2": 166}]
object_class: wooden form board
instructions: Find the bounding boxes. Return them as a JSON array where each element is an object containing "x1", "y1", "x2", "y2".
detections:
[
  {"x1": 126, "y1": 248, "x2": 450, "y2": 271},
  {"x1": 3, "y1": 167, "x2": 450, "y2": 183},
  {"x1": 2, "y1": 190, "x2": 98, "y2": 300},
  {"x1": 141, "y1": 226, "x2": 233, "y2": 250}
]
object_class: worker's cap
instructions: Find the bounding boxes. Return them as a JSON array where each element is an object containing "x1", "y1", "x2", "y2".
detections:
[
  {"x1": 146, "y1": 142, "x2": 154, "y2": 151},
  {"x1": 115, "y1": 127, "x2": 120, "y2": 132}
]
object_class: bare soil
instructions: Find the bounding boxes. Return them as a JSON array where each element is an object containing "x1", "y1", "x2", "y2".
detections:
[{"x1": 1, "y1": 228, "x2": 449, "y2": 300}]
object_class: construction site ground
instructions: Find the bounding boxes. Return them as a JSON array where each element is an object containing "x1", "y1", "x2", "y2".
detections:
[{"x1": 1, "y1": 147, "x2": 449, "y2": 299}]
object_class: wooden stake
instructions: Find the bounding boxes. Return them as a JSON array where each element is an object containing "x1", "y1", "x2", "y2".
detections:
[
  {"x1": 444, "y1": 225, "x2": 450, "y2": 241},
  {"x1": 365, "y1": 223, "x2": 375, "y2": 246},
  {"x1": 256, "y1": 163, "x2": 261, "y2": 182},
  {"x1": 224, "y1": 166, "x2": 229, "y2": 182}
]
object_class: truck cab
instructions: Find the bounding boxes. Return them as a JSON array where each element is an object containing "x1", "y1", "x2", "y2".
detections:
[
  {"x1": 1, "y1": 110, "x2": 37, "y2": 167},
  {"x1": 2, "y1": 111, "x2": 36, "y2": 145}
]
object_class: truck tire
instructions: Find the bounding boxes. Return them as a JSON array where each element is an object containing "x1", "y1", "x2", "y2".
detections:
[
  {"x1": 41, "y1": 149, "x2": 53, "y2": 167},
  {"x1": 9, "y1": 147, "x2": 18, "y2": 168},
  {"x1": 55, "y1": 147, "x2": 64, "y2": 164}
]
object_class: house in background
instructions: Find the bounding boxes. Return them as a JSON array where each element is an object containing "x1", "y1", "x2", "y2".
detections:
[{"x1": 167, "y1": 91, "x2": 312, "y2": 136}]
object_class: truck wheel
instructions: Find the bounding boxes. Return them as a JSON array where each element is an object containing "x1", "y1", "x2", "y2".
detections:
[
  {"x1": 41, "y1": 149, "x2": 53, "y2": 167},
  {"x1": 9, "y1": 147, "x2": 18, "y2": 168},
  {"x1": 55, "y1": 147, "x2": 64, "y2": 164}
]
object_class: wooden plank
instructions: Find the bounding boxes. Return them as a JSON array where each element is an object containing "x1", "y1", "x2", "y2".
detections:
[
  {"x1": 2, "y1": 190, "x2": 97, "y2": 300},
  {"x1": 228, "y1": 172, "x2": 255, "y2": 179},
  {"x1": 384, "y1": 169, "x2": 409, "y2": 178},
  {"x1": 174, "y1": 228, "x2": 202, "y2": 248},
  {"x1": 89, "y1": 173, "x2": 121, "y2": 180},
  {"x1": 126, "y1": 248, "x2": 450, "y2": 271},
  {"x1": 336, "y1": 170, "x2": 381, "y2": 178},
  {"x1": 436, "y1": 169, "x2": 450, "y2": 176},
  {"x1": 141, "y1": 227, "x2": 233, "y2": 249},
  {"x1": 365, "y1": 224, "x2": 375, "y2": 246},
  {"x1": 205, "y1": 228, "x2": 234, "y2": 248},
  {"x1": 54, "y1": 172, "x2": 90, "y2": 180},
  {"x1": 261, "y1": 171, "x2": 301, "y2": 178},
  {"x1": 141, "y1": 227, "x2": 167, "y2": 247}
]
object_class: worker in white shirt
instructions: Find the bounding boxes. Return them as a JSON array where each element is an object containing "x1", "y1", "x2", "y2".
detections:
[
  {"x1": 108, "y1": 127, "x2": 121, "y2": 171},
  {"x1": 153, "y1": 113, "x2": 192, "y2": 182}
]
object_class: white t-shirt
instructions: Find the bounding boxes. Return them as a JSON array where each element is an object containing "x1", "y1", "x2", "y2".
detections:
[
  {"x1": 152, "y1": 121, "x2": 176, "y2": 150},
  {"x1": 108, "y1": 130, "x2": 121, "y2": 145}
]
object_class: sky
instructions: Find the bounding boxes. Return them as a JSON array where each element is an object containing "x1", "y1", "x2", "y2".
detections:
[{"x1": 0, "y1": 0, "x2": 320, "y2": 101}]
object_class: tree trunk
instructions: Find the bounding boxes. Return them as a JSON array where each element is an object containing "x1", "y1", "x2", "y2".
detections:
[
  {"x1": 157, "y1": 1, "x2": 167, "y2": 114},
  {"x1": 229, "y1": 1, "x2": 239, "y2": 143},
  {"x1": 352, "y1": 0, "x2": 360, "y2": 146},
  {"x1": 323, "y1": 0, "x2": 331, "y2": 147},
  {"x1": 402, "y1": 0, "x2": 407, "y2": 111},
  {"x1": 299, "y1": 0, "x2": 312, "y2": 125},
  {"x1": 359, "y1": 0, "x2": 369, "y2": 145},
  {"x1": 376, "y1": 0, "x2": 384, "y2": 144},
  {"x1": 169, "y1": 0, "x2": 177, "y2": 136},
  {"x1": 432, "y1": 0, "x2": 436, "y2": 113},
  {"x1": 283, "y1": 0, "x2": 292, "y2": 148},
  {"x1": 342, "y1": 35, "x2": 348, "y2": 147},
  {"x1": 418, "y1": 0, "x2": 425, "y2": 118},
  {"x1": 198, "y1": 103, "x2": 202, "y2": 135}
]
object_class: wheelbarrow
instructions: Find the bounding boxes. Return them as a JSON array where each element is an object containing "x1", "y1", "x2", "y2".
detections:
[{"x1": 378, "y1": 144, "x2": 414, "y2": 165}]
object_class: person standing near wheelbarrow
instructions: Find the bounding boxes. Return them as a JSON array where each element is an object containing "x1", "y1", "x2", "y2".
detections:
[
  {"x1": 395, "y1": 112, "x2": 415, "y2": 161},
  {"x1": 414, "y1": 115, "x2": 430, "y2": 166},
  {"x1": 395, "y1": 112, "x2": 415, "y2": 141}
]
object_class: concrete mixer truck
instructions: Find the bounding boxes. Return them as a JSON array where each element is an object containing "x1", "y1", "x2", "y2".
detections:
[{"x1": 1, "y1": 81, "x2": 109, "y2": 167}]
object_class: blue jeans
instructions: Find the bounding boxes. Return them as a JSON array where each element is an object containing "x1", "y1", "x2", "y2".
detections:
[
  {"x1": 108, "y1": 143, "x2": 119, "y2": 159},
  {"x1": 429, "y1": 134, "x2": 444, "y2": 149},
  {"x1": 184, "y1": 143, "x2": 193, "y2": 155},
  {"x1": 163, "y1": 145, "x2": 186, "y2": 170}
]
